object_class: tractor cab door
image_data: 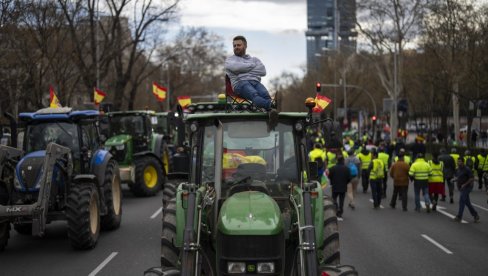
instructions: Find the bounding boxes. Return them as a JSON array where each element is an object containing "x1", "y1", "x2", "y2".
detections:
[
  {"x1": 79, "y1": 120, "x2": 99, "y2": 173},
  {"x1": 132, "y1": 115, "x2": 151, "y2": 153}
]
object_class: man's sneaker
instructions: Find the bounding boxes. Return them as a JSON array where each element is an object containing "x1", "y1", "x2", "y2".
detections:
[
  {"x1": 348, "y1": 203, "x2": 355, "y2": 210},
  {"x1": 268, "y1": 109, "x2": 279, "y2": 131},
  {"x1": 432, "y1": 204, "x2": 437, "y2": 211},
  {"x1": 450, "y1": 198, "x2": 454, "y2": 204},
  {"x1": 474, "y1": 215, "x2": 480, "y2": 223},
  {"x1": 453, "y1": 216, "x2": 462, "y2": 222}
]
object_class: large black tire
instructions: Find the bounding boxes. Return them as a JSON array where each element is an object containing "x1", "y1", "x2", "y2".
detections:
[
  {"x1": 161, "y1": 199, "x2": 179, "y2": 267},
  {"x1": 319, "y1": 196, "x2": 340, "y2": 265},
  {"x1": 131, "y1": 156, "x2": 163, "y2": 197},
  {"x1": 101, "y1": 160, "x2": 122, "y2": 231},
  {"x1": 13, "y1": 223, "x2": 32, "y2": 235},
  {"x1": 162, "y1": 182, "x2": 177, "y2": 207},
  {"x1": 66, "y1": 183, "x2": 100, "y2": 250},
  {"x1": 0, "y1": 221, "x2": 10, "y2": 251}
]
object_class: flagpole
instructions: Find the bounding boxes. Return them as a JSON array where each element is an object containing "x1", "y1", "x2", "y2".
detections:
[
  {"x1": 166, "y1": 63, "x2": 170, "y2": 111},
  {"x1": 96, "y1": 0, "x2": 100, "y2": 88}
]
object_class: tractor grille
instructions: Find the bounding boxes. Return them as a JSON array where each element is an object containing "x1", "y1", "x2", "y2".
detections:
[
  {"x1": 19, "y1": 157, "x2": 44, "y2": 189},
  {"x1": 109, "y1": 146, "x2": 127, "y2": 163},
  {"x1": 217, "y1": 232, "x2": 284, "y2": 275}
]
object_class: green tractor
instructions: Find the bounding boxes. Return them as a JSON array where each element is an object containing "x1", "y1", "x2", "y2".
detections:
[
  {"x1": 145, "y1": 98, "x2": 357, "y2": 275},
  {"x1": 104, "y1": 111, "x2": 171, "y2": 197}
]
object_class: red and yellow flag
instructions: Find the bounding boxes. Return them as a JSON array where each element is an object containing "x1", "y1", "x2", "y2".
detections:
[
  {"x1": 152, "y1": 82, "x2": 167, "y2": 102},
  {"x1": 49, "y1": 85, "x2": 62, "y2": 108},
  {"x1": 177, "y1": 96, "x2": 191, "y2": 108},
  {"x1": 94, "y1": 87, "x2": 106, "y2": 105},
  {"x1": 312, "y1": 93, "x2": 332, "y2": 113}
]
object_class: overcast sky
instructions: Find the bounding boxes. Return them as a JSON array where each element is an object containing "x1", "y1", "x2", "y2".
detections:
[{"x1": 173, "y1": 0, "x2": 308, "y2": 87}]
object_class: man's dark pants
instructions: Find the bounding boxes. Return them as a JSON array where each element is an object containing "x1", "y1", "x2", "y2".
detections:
[
  {"x1": 361, "y1": 169, "x2": 370, "y2": 192},
  {"x1": 457, "y1": 185, "x2": 478, "y2": 219},
  {"x1": 390, "y1": 186, "x2": 408, "y2": 210},
  {"x1": 370, "y1": 179, "x2": 383, "y2": 207}
]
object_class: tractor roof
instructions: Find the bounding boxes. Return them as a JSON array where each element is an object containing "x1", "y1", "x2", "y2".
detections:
[
  {"x1": 19, "y1": 107, "x2": 99, "y2": 122},
  {"x1": 107, "y1": 110, "x2": 156, "y2": 117}
]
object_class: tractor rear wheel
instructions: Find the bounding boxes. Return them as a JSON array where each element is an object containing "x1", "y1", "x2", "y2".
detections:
[
  {"x1": 319, "y1": 196, "x2": 340, "y2": 265},
  {"x1": 162, "y1": 182, "x2": 177, "y2": 207},
  {"x1": 131, "y1": 156, "x2": 163, "y2": 197},
  {"x1": 0, "y1": 221, "x2": 10, "y2": 251},
  {"x1": 13, "y1": 223, "x2": 32, "y2": 235},
  {"x1": 66, "y1": 183, "x2": 100, "y2": 249},
  {"x1": 101, "y1": 160, "x2": 122, "y2": 230},
  {"x1": 161, "y1": 199, "x2": 179, "y2": 267}
]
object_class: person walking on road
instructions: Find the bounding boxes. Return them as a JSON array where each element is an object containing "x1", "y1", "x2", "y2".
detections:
[
  {"x1": 475, "y1": 149, "x2": 488, "y2": 191},
  {"x1": 378, "y1": 147, "x2": 390, "y2": 199},
  {"x1": 428, "y1": 153, "x2": 445, "y2": 211},
  {"x1": 358, "y1": 146, "x2": 372, "y2": 193},
  {"x1": 453, "y1": 158, "x2": 480, "y2": 223},
  {"x1": 389, "y1": 153, "x2": 410, "y2": 211},
  {"x1": 439, "y1": 148, "x2": 456, "y2": 203},
  {"x1": 369, "y1": 151, "x2": 384, "y2": 209},
  {"x1": 345, "y1": 149, "x2": 360, "y2": 209},
  {"x1": 409, "y1": 153, "x2": 432, "y2": 213},
  {"x1": 328, "y1": 156, "x2": 351, "y2": 218}
]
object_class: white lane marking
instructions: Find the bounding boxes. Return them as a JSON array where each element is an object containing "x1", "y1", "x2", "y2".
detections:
[
  {"x1": 150, "y1": 207, "x2": 163, "y2": 219},
  {"x1": 420, "y1": 201, "x2": 468, "y2": 223},
  {"x1": 88, "y1": 252, "x2": 118, "y2": 276},
  {"x1": 369, "y1": 199, "x2": 384, "y2": 209},
  {"x1": 337, "y1": 217, "x2": 344, "y2": 221},
  {"x1": 421, "y1": 234, "x2": 453, "y2": 255},
  {"x1": 472, "y1": 203, "x2": 488, "y2": 212}
]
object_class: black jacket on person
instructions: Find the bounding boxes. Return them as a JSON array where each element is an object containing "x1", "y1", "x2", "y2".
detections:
[
  {"x1": 328, "y1": 163, "x2": 351, "y2": 193},
  {"x1": 439, "y1": 153, "x2": 456, "y2": 178}
]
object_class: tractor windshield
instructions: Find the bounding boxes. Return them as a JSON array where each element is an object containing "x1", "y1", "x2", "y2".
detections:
[
  {"x1": 109, "y1": 115, "x2": 146, "y2": 137},
  {"x1": 25, "y1": 122, "x2": 79, "y2": 153},
  {"x1": 202, "y1": 120, "x2": 298, "y2": 198}
]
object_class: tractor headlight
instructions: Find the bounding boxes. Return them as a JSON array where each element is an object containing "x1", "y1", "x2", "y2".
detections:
[
  {"x1": 13, "y1": 176, "x2": 22, "y2": 190},
  {"x1": 294, "y1": 122, "x2": 303, "y2": 132},
  {"x1": 115, "y1": 144, "x2": 125, "y2": 150},
  {"x1": 257, "y1": 262, "x2": 275, "y2": 274},
  {"x1": 227, "y1": 262, "x2": 246, "y2": 274}
]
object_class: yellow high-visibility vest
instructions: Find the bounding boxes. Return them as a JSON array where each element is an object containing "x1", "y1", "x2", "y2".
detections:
[
  {"x1": 428, "y1": 160, "x2": 444, "y2": 183},
  {"x1": 369, "y1": 159, "x2": 385, "y2": 180},
  {"x1": 409, "y1": 158, "x2": 432, "y2": 180},
  {"x1": 358, "y1": 152, "x2": 372, "y2": 170}
]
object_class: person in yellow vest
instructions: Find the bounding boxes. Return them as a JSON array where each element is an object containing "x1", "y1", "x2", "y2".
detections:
[
  {"x1": 394, "y1": 148, "x2": 411, "y2": 165},
  {"x1": 357, "y1": 146, "x2": 372, "y2": 193},
  {"x1": 450, "y1": 148, "x2": 460, "y2": 169},
  {"x1": 409, "y1": 153, "x2": 432, "y2": 212},
  {"x1": 325, "y1": 149, "x2": 338, "y2": 169},
  {"x1": 428, "y1": 153, "x2": 445, "y2": 211},
  {"x1": 475, "y1": 149, "x2": 488, "y2": 190},
  {"x1": 309, "y1": 143, "x2": 326, "y2": 180},
  {"x1": 369, "y1": 151, "x2": 384, "y2": 208},
  {"x1": 463, "y1": 150, "x2": 476, "y2": 171},
  {"x1": 378, "y1": 147, "x2": 390, "y2": 199}
]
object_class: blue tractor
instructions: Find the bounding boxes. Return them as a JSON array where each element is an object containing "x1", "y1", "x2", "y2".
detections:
[{"x1": 0, "y1": 107, "x2": 122, "y2": 250}]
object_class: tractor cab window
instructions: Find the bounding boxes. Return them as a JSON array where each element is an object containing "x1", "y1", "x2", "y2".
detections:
[
  {"x1": 80, "y1": 122, "x2": 99, "y2": 152},
  {"x1": 220, "y1": 121, "x2": 297, "y2": 198},
  {"x1": 26, "y1": 122, "x2": 79, "y2": 154}
]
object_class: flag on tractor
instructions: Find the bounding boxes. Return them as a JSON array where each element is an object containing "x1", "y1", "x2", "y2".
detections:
[
  {"x1": 312, "y1": 93, "x2": 332, "y2": 113},
  {"x1": 177, "y1": 96, "x2": 191, "y2": 108},
  {"x1": 94, "y1": 87, "x2": 106, "y2": 105},
  {"x1": 152, "y1": 82, "x2": 167, "y2": 101},
  {"x1": 49, "y1": 86, "x2": 62, "y2": 108}
]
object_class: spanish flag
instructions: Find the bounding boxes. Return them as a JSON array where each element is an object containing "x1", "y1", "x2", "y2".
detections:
[
  {"x1": 49, "y1": 86, "x2": 62, "y2": 108},
  {"x1": 177, "y1": 96, "x2": 191, "y2": 108},
  {"x1": 94, "y1": 87, "x2": 106, "y2": 105},
  {"x1": 312, "y1": 93, "x2": 332, "y2": 113},
  {"x1": 152, "y1": 82, "x2": 167, "y2": 102}
]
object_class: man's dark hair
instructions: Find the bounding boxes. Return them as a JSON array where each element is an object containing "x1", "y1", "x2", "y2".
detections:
[{"x1": 233, "y1": 35, "x2": 247, "y2": 45}]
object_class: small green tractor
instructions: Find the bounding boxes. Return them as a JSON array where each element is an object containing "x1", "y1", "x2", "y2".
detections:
[
  {"x1": 0, "y1": 107, "x2": 122, "y2": 250},
  {"x1": 104, "y1": 110, "x2": 173, "y2": 197},
  {"x1": 145, "y1": 99, "x2": 357, "y2": 275}
]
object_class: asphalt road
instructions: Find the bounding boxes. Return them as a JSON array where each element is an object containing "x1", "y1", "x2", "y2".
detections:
[{"x1": 1, "y1": 180, "x2": 488, "y2": 275}]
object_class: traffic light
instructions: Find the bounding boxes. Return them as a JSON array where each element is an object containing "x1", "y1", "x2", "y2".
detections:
[
  {"x1": 371, "y1": 115, "x2": 377, "y2": 122},
  {"x1": 316, "y1": 82, "x2": 321, "y2": 92}
]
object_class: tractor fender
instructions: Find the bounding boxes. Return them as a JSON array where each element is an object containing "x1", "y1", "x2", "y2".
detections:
[
  {"x1": 90, "y1": 150, "x2": 113, "y2": 189},
  {"x1": 72, "y1": 174, "x2": 98, "y2": 184},
  {"x1": 152, "y1": 134, "x2": 164, "y2": 157}
]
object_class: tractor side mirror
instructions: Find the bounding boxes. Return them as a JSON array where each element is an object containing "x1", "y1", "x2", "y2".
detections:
[{"x1": 308, "y1": 161, "x2": 319, "y2": 181}]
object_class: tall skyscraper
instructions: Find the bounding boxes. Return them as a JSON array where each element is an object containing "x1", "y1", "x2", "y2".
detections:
[{"x1": 306, "y1": 0, "x2": 357, "y2": 71}]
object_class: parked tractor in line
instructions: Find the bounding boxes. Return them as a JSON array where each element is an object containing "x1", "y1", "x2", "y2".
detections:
[
  {"x1": 0, "y1": 107, "x2": 122, "y2": 251},
  {"x1": 145, "y1": 98, "x2": 357, "y2": 275},
  {"x1": 104, "y1": 110, "x2": 174, "y2": 198}
]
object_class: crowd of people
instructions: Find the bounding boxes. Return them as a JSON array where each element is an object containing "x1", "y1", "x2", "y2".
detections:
[{"x1": 308, "y1": 129, "x2": 488, "y2": 222}]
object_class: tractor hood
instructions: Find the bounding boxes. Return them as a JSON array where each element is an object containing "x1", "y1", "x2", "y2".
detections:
[
  {"x1": 16, "y1": 151, "x2": 46, "y2": 191},
  {"x1": 104, "y1": 134, "x2": 132, "y2": 146},
  {"x1": 218, "y1": 191, "x2": 282, "y2": 235}
]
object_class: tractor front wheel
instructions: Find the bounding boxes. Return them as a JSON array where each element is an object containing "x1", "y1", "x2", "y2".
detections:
[
  {"x1": 319, "y1": 196, "x2": 340, "y2": 265},
  {"x1": 131, "y1": 156, "x2": 163, "y2": 197},
  {"x1": 66, "y1": 183, "x2": 100, "y2": 249},
  {"x1": 0, "y1": 221, "x2": 10, "y2": 251},
  {"x1": 101, "y1": 160, "x2": 122, "y2": 230}
]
